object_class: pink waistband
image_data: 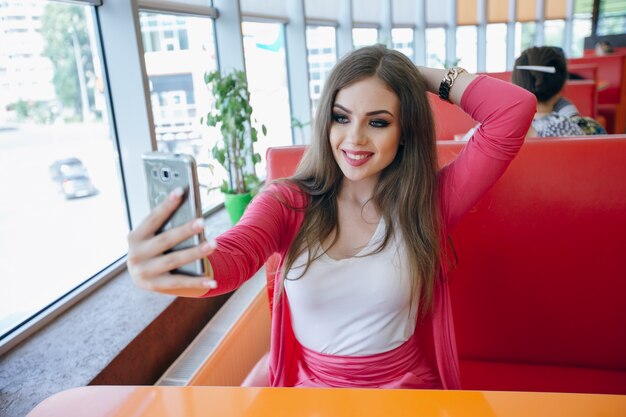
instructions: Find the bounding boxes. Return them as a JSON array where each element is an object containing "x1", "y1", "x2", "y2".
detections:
[{"x1": 296, "y1": 336, "x2": 441, "y2": 389}]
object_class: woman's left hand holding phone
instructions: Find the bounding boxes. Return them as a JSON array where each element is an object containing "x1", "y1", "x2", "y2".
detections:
[{"x1": 127, "y1": 187, "x2": 218, "y2": 297}]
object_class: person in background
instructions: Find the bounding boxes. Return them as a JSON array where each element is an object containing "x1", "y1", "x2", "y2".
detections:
[
  {"x1": 595, "y1": 40, "x2": 614, "y2": 56},
  {"x1": 127, "y1": 45, "x2": 536, "y2": 389},
  {"x1": 512, "y1": 46, "x2": 606, "y2": 137}
]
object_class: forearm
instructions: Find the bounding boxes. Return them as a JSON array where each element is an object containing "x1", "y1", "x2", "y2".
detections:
[{"x1": 416, "y1": 66, "x2": 477, "y2": 106}]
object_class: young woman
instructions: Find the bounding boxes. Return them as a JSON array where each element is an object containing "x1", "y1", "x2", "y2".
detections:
[
  {"x1": 512, "y1": 46, "x2": 606, "y2": 137},
  {"x1": 127, "y1": 45, "x2": 535, "y2": 389}
]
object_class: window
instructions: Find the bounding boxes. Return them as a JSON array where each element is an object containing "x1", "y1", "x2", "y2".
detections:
[
  {"x1": 486, "y1": 23, "x2": 507, "y2": 72},
  {"x1": 571, "y1": 0, "x2": 593, "y2": 57},
  {"x1": 597, "y1": 0, "x2": 626, "y2": 36},
  {"x1": 306, "y1": 25, "x2": 337, "y2": 120},
  {"x1": 391, "y1": 28, "x2": 414, "y2": 61},
  {"x1": 456, "y1": 26, "x2": 477, "y2": 73},
  {"x1": 352, "y1": 27, "x2": 378, "y2": 49},
  {"x1": 514, "y1": 22, "x2": 536, "y2": 58},
  {"x1": 140, "y1": 13, "x2": 190, "y2": 52},
  {"x1": 139, "y1": 12, "x2": 220, "y2": 210},
  {"x1": 242, "y1": 21, "x2": 293, "y2": 176},
  {"x1": 544, "y1": 20, "x2": 566, "y2": 48},
  {"x1": 426, "y1": 27, "x2": 446, "y2": 68},
  {"x1": 0, "y1": 1, "x2": 128, "y2": 340}
]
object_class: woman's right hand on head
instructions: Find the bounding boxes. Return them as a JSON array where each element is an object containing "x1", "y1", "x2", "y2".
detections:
[{"x1": 126, "y1": 188, "x2": 218, "y2": 297}]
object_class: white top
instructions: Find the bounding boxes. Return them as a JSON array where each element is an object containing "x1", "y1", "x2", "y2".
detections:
[{"x1": 284, "y1": 218, "x2": 417, "y2": 356}]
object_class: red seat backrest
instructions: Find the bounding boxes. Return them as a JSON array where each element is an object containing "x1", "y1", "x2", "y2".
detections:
[
  {"x1": 568, "y1": 55, "x2": 626, "y2": 104},
  {"x1": 441, "y1": 136, "x2": 626, "y2": 371},
  {"x1": 561, "y1": 80, "x2": 597, "y2": 117},
  {"x1": 265, "y1": 146, "x2": 307, "y2": 309},
  {"x1": 568, "y1": 63, "x2": 598, "y2": 81},
  {"x1": 427, "y1": 92, "x2": 476, "y2": 140}
]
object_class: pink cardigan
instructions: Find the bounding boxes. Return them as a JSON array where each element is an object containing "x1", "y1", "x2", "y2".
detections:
[{"x1": 207, "y1": 76, "x2": 536, "y2": 388}]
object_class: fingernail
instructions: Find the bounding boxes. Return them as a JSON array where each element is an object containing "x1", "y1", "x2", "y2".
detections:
[
  {"x1": 203, "y1": 280, "x2": 218, "y2": 289},
  {"x1": 193, "y1": 218, "x2": 204, "y2": 230},
  {"x1": 169, "y1": 187, "x2": 184, "y2": 201}
]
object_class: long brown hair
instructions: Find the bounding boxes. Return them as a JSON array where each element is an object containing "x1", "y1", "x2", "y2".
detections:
[{"x1": 281, "y1": 45, "x2": 441, "y2": 314}]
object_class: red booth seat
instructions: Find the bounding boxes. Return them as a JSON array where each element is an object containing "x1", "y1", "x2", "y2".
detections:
[
  {"x1": 264, "y1": 136, "x2": 626, "y2": 394},
  {"x1": 427, "y1": 93, "x2": 476, "y2": 140},
  {"x1": 561, "y1": 79, "x2": 597, "y2": 118},
  {"x1": 568, "y1": 63, "x2": 598, "y2": 81},
  {"x1": 440, "y1": 136, "x2": 626, "y2": 395},
  {"x1": 568, "y1": 55, "x2": 626, "y2": 133}
]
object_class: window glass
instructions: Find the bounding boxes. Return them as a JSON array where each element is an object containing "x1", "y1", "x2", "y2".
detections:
[
  {"x1": 242, "y1": 21, "x2": 293, "y2": 175},
  {"x1": 514, "y1": 22, "x2": 536, "y2": 58},
  {"x1": 571, "y1": 0, "x2": 592, "y2": 57},
  {"x1": 571, "y1": 18, "x2": 592, "y2": 57},
  {"x1": 0, "y1": 1, "x2": 128, "y2": 338},
  {"x1": 544, "y1": 20, "x2": 565, "y2": 48},
  {"x1": 455, "y1": 26, "x2": 477, "y2": 73},
  {"x1": 486, "y1": 23, "x2": 507, "y2": 72},
  {"x1": 573, "y1": 0, "x2": 593, "y2": 14},
  {"x1": 306, "y1": 25, "x2": 337, "y2": 122},
  {"x1": 352, "y1": 27, "x2": 378, "y2": 49},
  {"x1": 426, "y1": 27, "x2": 446, "y2": 68},
  {"x1": 597, "y1": 0, "x2": 626, "y2": 36},
  {"x1": 139, "y1": 12, "x2": 221, "y2": 210},
  {"x1": 391, "y1": 28, "x2": 414, "y2": 61}
]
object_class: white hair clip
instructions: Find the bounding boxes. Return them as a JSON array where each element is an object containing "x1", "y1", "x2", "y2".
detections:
[{"x1": 515, "y1": 65, "x2": 556, "y2": 73}]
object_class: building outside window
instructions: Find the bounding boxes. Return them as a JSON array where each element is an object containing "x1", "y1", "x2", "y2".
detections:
[
  {"x1": 352, "y1": 27, "x2": 378, "y2": 49},
  {"x1": 306, "y1": 25, "x2": 337, "y2": 121},
  {"x1": 242, "y1": 21, "x2": 293, "y2": 176},
  {"x1": 456, "y1": 25, "x2": 477, "y2": 73},
  {"x1": 139, "y1": 12, "x2": 222, "y2": 210},
  {"x1": 0, "y1": 1, "x2": 128, "y2": 340},
  {"x1": 426, "y1": 27, "x2": 446, "y2": 68},
  {"x1": 391, "y1": 27, "x2": 414, "y2": 61}
]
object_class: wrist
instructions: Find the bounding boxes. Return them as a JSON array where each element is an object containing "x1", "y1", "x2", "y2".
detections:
[{"x1": 438, "y1": 67, "x2": 467, "y2": 102}]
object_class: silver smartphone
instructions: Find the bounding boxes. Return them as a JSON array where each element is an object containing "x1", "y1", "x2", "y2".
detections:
[{"x1": 142, "y1": 152, "x2": 208, "y2": 276}]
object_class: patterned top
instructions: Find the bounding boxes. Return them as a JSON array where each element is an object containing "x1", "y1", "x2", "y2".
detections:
[{"x1": 532, "y1": 112, "x2": 585, "y2": 137}]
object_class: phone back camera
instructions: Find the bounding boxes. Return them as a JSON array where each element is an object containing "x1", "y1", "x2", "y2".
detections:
[{"x1": 160, "y1": 167, "x2": 171, "y2": 182}]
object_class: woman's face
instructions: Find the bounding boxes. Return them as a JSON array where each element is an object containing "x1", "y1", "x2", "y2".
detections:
[{"x1": 329, "y1": 76, "x2": 401, "y2": 186}]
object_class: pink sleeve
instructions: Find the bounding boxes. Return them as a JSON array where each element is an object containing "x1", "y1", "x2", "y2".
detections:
[
  {"x1": 439, "y1": 75, "x2": 536, "y2": 229},
  {"x1": 205, "y1": 183, "x2": 306, "y2": 296}
]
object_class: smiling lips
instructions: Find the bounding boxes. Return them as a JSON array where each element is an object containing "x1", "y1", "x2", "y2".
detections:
[{"x1": 342, "y1": 150, "x2": 374, "y2": 167}]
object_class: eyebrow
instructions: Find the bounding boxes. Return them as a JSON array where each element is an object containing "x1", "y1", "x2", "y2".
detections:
[{"x1": 333, "y1": 103, "x2": 394, "y2": 117}]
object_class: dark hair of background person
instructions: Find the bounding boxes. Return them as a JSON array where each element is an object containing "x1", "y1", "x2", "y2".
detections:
[
  {"x1": 512, "y1": 46, "x2": 568, "y2": 102},
  {"x1": 280, "y1": 45, "x2": 441, "y2": 315}
]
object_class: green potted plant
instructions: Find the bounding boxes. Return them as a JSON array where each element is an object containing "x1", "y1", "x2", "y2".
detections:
[{"x1": 201, "y1": 69, "x2": 266, "y2": 224}]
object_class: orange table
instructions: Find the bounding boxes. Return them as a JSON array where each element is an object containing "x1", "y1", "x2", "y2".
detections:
[{"x1": 27, "y1": 386, "x2": 626, "y2": 417}]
